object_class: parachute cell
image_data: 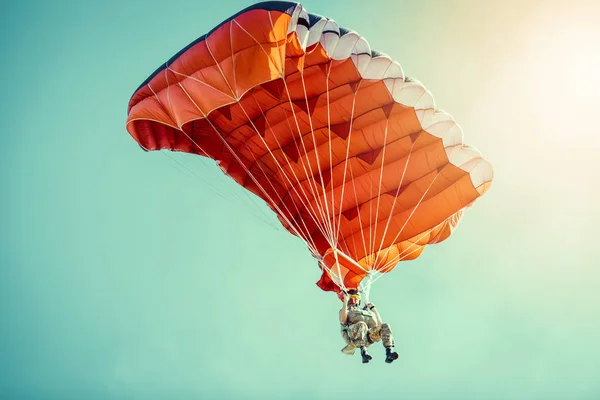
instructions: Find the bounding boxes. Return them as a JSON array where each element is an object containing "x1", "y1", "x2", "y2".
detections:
[{"x1": 126, "y1": 1, "x2": 494, "y2": 297}]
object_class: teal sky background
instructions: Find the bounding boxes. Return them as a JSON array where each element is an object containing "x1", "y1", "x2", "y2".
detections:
[{"x1": 2, "y1": 0, "x2": 600, "y2": 399}]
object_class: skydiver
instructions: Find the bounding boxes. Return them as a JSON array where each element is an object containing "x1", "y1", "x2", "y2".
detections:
[{"x1": 339, "y1": 290, "x2": 399, "y2": 364}]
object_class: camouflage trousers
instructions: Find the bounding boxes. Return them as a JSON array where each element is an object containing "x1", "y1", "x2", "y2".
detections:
[{"x1": 341, "y1": 322, "x2": 395, "y2": 355}]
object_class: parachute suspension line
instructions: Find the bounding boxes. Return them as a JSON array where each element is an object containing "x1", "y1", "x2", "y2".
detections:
[
  {"x1": 239, "y1": 97, "x2": 328, "y2": 242},
  {"x1": 321, "y1": 63, "x2": 361, "y2": 261},
  {"x1": 345, "y1": 161, "x2": 370, "y2": 269},
  {"x1": 229, "y1": 21, "x2": 238, "y2": 104},
  {"x1": 372, "y1": 138, "x2": 418, "y2": 270},
  {"x1": 243, "y1": 98, "x2": 336, "y2": 244},
  {"x1": 173, "y1": 83, "x2": 321, "y2": 256},
  {"x1": 326, "y1": 83, "x2": 365, "y2": 286},
  {"x1": 367, "y1": 168, "x2": 376, "y2": 269},
  {"x1": 203, "y1": 35, "x2": 237, "y2": 98},
  {"x1": 316, "y1": 60, "x2": 366, "y2": 294},
  {"x1": 157, "y1": 93, "x2": 284, "y2": 232},
  {"x1": 270, "y1": 13, "x2": 339, "y2": 249},
  {"x1": 299, "y1": 67, "x2": 337, "y2": 246},
  {"x1": 159, "y1": 149, "x2": 195, "y2": 178},
  {"x1": 158, "y1": 131, "x2": 282, "y2": 232},
  {"x1": 166, "y1": 67, "x2": 235, "y2": 100},
  {"x1": 375, "y1": 167, "x2": 443, "y2": 274},
  {"x1": 234, "y1": 184, "x2": 283, "y2": 232},
  {"x1": 177, "y1": 29, "x2": 323, "y2": 254},
  {"x1": 264, "y1": 12, "x2": 336, "y2": 247},
  {"x1": 266, "y1": 13, "x2": 331, "y2": 241},
  {"x1": 318, "y1": 247, "x2": 372, "y2": 295},
  {"x1": 334, "y1": 251, "x2": 347, "y2": 293},
  {"x1": 386, "y1": 237, "x2": 429, "y2": 271},
  {"x1": 229, "y1": 17, "x2": 334, "y2": 246},
  {"x1": 321, "y1": 60, "x2": 357, "y2": 267},
  {"x1": 158, "y1": 140, "x2": 227, "y2": 198},
  {"x1": 234, "y1": 137, "x2": 315, "y2": 236},
  {"x1": 333, "y1": 82, "x2": 360, "y2": 248},
  {"x1": 318, "y1": 260, "x2": 347, "y2": 294},
  {"x1": 324, "y1": 61, "x2": 338, "y2": 249},
  {"x1": 359, "y1": 273, "x2": 374, "y2": 304},
  {"x1": 235, "y1": 99, "x2": 334, "y2": 248},
  {"x1": 322, "y1": 249, "x2": 348, "y2": 294},
  {"x1": 325, "y1": 247, "x2": 371, "y2": 293},
  {"x1": 204, "y1": 31, "x2": 321, "y2": 248},
  {"x1": 321, "y1": 65, "x2": 374, "y2": 289},
  {"x1": 155, "y1": 63, "x2": 285, "y2": 233},
  {"x1": 203, "y1": 116, "x2": 321, "y2": 255},
  {"x1": 278, "y1": 112, "x2": 334, "y2": 244},
  {"x1": 370, "y1": 229, "x2": 433, "y2": 286},
  {"x1": 370, "y1": 117, "x2": 391, "y2": 268},
  {"x1": 149, "y1": 76, "x2": 280, "y2": 232},
  {"x1": 279, "y1": 79, "x2": 336, "y2": 247},
  {"x1": 368, "y1": 170, "x2": 374, "y2": 271},
  {"x1": 159, "y1": 150, "x2": 226, "y2": 198},
  {"x1": 148, "y1": 83, "x2": 221, "y2": 194},
  {"x1": 335, "y1": 219, "x2": 353, "y2": 259}
]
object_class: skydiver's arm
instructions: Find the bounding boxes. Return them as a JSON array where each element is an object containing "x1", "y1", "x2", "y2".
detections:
[
  {"x1": 373, "y1": 308, "x2": 383, "y2": 326},
  {"x1": 365, "y1": 302, "x2": 383, "y2": 325},
  {"x1": 339, "y1": 295, "x2": 349, "y2": 324}
]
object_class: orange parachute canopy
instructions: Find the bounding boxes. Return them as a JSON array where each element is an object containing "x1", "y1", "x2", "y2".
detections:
[{"x1": 126, "y1": 1, "x2": 493, "y2": 297}]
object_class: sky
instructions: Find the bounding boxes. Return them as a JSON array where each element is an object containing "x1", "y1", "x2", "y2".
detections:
[{"x1": 2, "y1": 0, "x2": 600, "y2": 399}]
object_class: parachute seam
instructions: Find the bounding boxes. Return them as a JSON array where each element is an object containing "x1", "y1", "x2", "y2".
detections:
[
  {"x1": 204, "y1": 33, "x2": 237, "y2": 99},
  {"x1": 165, "y1": 67, "x2": 236, "y2": 101},
  {"x1": 229, "y1": 20, "x2": 238, "y2": 101}
]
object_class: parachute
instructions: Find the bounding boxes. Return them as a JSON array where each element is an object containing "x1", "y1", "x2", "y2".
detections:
[{"x1": 126, "y1": 1, "x2": 493, "y2": 299}]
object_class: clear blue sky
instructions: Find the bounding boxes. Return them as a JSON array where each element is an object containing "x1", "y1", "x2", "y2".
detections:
[{"x1": 2, "y1": 1, "x2": 600, "y2": 399}]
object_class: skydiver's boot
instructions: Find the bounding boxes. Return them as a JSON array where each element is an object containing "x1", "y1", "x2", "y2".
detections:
[
  {"x1": 360, "y1": 347, "x2": 372, "y2": 364},
  {"x1": 385, "y1": 347, "x2": 399, "y2": 364}
]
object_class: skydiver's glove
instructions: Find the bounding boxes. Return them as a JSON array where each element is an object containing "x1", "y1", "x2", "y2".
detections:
[{"x1": 341, "y1": 291, "x2": 349, "y2": 303}]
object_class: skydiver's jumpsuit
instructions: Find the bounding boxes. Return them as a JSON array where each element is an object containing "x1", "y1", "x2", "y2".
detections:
[{"x1": 340, "y1": 308, "x2": 395, "y2": 355}]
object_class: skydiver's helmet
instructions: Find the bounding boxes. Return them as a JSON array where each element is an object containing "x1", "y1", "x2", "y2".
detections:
[{"x1": 348, "y1": 290, "x2": 361, "y2": 308}]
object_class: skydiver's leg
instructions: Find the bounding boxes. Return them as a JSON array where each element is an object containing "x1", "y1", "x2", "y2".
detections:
[
  {"x1": 367, "y1": 323, "x2": 398, "y2": 363},
  {"x1": 344, "y1": 321, "x2": 369, "y2": 348},
  {"x1": 341, "y1": 325, "x2": 358, "y2": 355},
  {"x1": 381, "y1": 323, "x2": 398, "y2": 363},
  {"x1": 360, "y1": 347, "x2": 372, "y2": 364},
  {"x1": 380, "y1": 323, "x2": 395, "y2": 349},
  {"x1": 341, "y1": 344, "x2": 356, "y2": 355},
  {"x1": 342, "y1": 322, "x2": 371, "y2": 363}
]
